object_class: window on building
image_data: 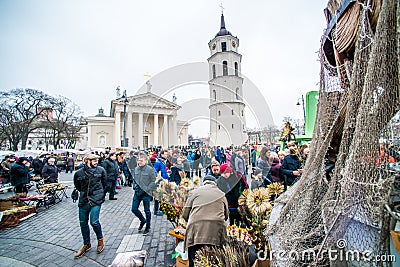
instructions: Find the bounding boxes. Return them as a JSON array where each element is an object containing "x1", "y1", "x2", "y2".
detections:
[
  {"x1": 212, "y1": 64, "x2": 216, "y2": 79},
  {"x1": 235, "y1": 62, "x2": 238, "y2": 76},
  {"x1": 218, "y1": 125, "x2": 221, "y2": 130},
  {"x1": 236, "y1": 88, "x2": 240, "y2": 100},
  {"x1": 232, "y1": 109, "x2": 234, "y2": 115},
  {"x1": 218, "y1": 110, "x2": 221, "y2": 116},
  {"x1": 213, "y1": 90, "x2": 217, "y2": 101},
  {"x1": 232, "y1": 124, "x2": 234, "y2": 129},
  {"x1": 241, "y1": 110, "x2": 244, "y2": 116},
  {"x1": 223, "y1": 61, "x2": 228, "y2": 76},
  {"x1": 221, "y1": 41, "x2": 226, "y2": 52}
]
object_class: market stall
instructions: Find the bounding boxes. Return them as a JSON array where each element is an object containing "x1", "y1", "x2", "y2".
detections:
[{"x1": 154, "y1": 177, "x2": 285, "y2": 267}]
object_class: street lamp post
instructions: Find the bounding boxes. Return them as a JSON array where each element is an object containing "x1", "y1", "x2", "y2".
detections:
[
  {"x1": 122, "y1": 91, "x2": 128, "y2": 147},
  {"x1": 296, "y1": 95, "x2": 306, "y2": 135}
]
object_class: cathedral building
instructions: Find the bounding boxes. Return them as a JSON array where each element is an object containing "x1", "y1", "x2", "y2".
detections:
[{"x1": 85, "y1": 85, "x2": 189, "y2": 149}]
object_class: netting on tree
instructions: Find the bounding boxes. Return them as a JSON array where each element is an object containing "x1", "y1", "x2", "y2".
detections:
[{"x1": 268, "y1": 0, "x2": 399, "y2": 266}]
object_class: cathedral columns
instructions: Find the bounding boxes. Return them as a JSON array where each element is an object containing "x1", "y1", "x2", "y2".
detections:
[
  {"x1": 115, "y1": 112, "x2": 121, "y2": 148},
  {"x1": 138, "y1": 112, "x2": 143, "y2": 148},
  {"x1": 172, "y1": 115, "x2": 177, "y2": 146},
  {"x1": 127, "y1": 111, "x2": 132, "y2": 147},
  {"x1": 163, "y1": 115, "x2": 168, "y2": 148},
  {"x1": 87, "y1": 124, "x2": 91, "y2": 147},
  {"x1": 153, "y1": 114, "x2": 159, "y2": 146}
]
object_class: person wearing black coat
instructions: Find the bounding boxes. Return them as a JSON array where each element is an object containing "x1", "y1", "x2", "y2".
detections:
[
  {"x1": 41, "y1": 158, "x2": 58, "y2": 184},
  {"x1": 169, "y1": 157, "x2": 185, "y2": 185},
  {"x1": 32, "y1": 155, "x2": 45, "y2": 176},
  {"x1": 193, "y1": 150, "x2": 202, "y2": 177},
  {"x1": 217, "y1": 164, "x2": 248, "y2": 226},
  {"x1": 10, "y1": 157, "x2": 30, "y2": 193},
  {"x1": 73, "y1": 154, "x2": 107, "y2": 258},
  {"x1": 256, "y1": 146, "x2": 273, "y2": 186},
  {"x1": 102, "y1": 152, "x2": 119, "y2": 200},
  {"x1": 121, "y1": 155, "x2": 133, "y2": 187},
  {"x1": 281, "y1": 142, "x2": 302, "y2": 187}
]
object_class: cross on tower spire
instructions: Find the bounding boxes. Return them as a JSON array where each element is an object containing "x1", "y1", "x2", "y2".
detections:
[{"x1": 219, "y1": 3, "x2": 224, "y2": 14}]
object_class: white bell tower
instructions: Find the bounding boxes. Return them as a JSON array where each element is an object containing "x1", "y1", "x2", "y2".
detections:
[{"x1": 208, "y1": 12, "x2": 247, "y2": 147}]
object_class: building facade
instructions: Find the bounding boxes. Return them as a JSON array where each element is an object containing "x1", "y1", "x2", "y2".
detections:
[
  {"x1": 86, "y1": 91, "x2": 189, "y2": 149},
  {"x1": 208, "y1": 13, "x2": 247, "y2": 147}
]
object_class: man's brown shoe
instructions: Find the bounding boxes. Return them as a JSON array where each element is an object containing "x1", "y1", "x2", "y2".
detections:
[
  {"x1": 74, "y1": 244, "x2": 91, "y2": 259},
  {"x1": 97, "y1": 238, "x2": 104, "y2": 254}
]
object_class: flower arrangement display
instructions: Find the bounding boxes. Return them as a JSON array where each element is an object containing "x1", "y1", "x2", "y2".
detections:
[
  {"x1": 236, "y1": 183, "x2": 285, "y2": 252},
  {"x1": 154, "y1": 177, "x2": 200, "y2": 228},
  {"x1": 194, "y1": 237, "x2": 250, "y2": 267},
  {"x1": 226, "y1": 225, "x2": 252, "y2": 245}
]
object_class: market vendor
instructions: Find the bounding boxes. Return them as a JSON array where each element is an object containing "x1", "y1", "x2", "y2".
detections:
[
  {"x1": 182, "y1": 175, "x2": 228, "y2": 267},
  {"x1": 41, "y1": 158, "x2": 59, "y2": 184},
  {"x1": 10, "y1": 157, "x2": 30, "y2": 194},
  {"x1": 1, "y1": 155, "x2": 15, "y2": 184}
]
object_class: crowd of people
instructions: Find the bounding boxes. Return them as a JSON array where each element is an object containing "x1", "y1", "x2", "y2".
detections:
[
  {"x1": 0, "y1": 153, "x2": 69, "y2": 193},
  {"x1": 71, "y1": 142, "x2": 312, "y2": 264},
  {"x1": 2, "y1": 140, "x2": 399, "y2": 265}
]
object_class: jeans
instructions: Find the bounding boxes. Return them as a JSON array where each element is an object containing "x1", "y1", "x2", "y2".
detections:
[
  {"x1": 66, "y1": 166, "x2": 74, "y2": 173},
  {"x1": 78, "y1": 203, "x2": 103, "y2": 245},
  {"x1": 154, "y1": 199, "x2": 161, "y2": 213},
  {"x1": 104, "y1": 180, "x2": 116, "y2": 199},
  {"x1": 131, "y1": 193, "x2": 151, "y2": 229}
]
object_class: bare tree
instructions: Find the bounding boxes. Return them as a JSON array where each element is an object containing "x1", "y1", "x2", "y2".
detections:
[
  {"x1": 46, "y1": 95, "x2": 83, "y2": 149},
  {"x1": 0, "y1": 88, "x2": 55, "y2": 150}
]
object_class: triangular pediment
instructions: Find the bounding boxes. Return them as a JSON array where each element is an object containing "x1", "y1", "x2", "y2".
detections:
[{"x1": 128, "y1": 92, "x2": 180, "y2": 109}]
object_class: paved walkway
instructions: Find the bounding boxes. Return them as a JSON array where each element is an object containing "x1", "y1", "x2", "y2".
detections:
[{"x1": 0, "y1": 177, "x2": 177, "y2": 267}]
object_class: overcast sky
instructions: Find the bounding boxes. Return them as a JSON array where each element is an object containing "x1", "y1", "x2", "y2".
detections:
[{"x1": 0, "y1": 0, "x2": 328, "y2": 137}]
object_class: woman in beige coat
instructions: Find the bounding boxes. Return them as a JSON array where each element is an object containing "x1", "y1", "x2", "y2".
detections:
[{"x1": 182, "y1": 175, "x2": 228, "y2": 267}]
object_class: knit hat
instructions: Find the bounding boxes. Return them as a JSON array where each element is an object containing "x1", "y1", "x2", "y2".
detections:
[
  {"x1": 203, "y1": 175, "x2": 217, "y2": 183},
  {"x1": 253, "y1": 168, "x2": 262, "y2": 176},
  {"x1": 220, "y1": 163, "x2": 232, "y2": 174},
  {"x1": 84, "y1": 154, "x2": 99, "y2": 161},
  {"x1": 18, "y1": 157, "x2": 29, "y2": 163},
  {"x1": 211, "y1": 160, "x2": 220, "y2": 167}
]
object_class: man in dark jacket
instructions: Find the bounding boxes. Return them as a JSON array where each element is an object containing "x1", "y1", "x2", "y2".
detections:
[
  {"x1": 281, "y1": 142, "x2": 302, "y2": 187},
  {"x1": 169, "y1": 157, "x2": 184, "y2": 185},
  {"x1": 208, "y1": 160, "x2": 221, "y2": 179},
  {"x1": 10, "y1": 157, "x2": 30, "y2": 193},
  {"x1": 132, "y1": 153, "x2": 157, "y2": 235},
  {"x1": 41, "y1": 158, "x2": 58, "y2": 184},
  {"x1": 73, "y1": 154, "x2": 107, "y2": 258},
  {"x1": 32, "y1": 155, "x2": 45, "y2": 177},
  {"x1": 121, "y1": 153, "x2": 133, "y2": 187},
  {"x1": 66, "y1": 155, "x2": 75, "y2": 173},
  {"x1": 102, "y1": 152, "x2": 119, "y2": 200},
  {"x1": 1, "y1": 155, "x2": 15, "y2": 184}
]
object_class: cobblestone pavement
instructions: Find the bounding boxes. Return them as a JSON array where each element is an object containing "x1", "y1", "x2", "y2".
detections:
[{"x1": 0, "y1": 172, "x2": 177, "y2": 267}]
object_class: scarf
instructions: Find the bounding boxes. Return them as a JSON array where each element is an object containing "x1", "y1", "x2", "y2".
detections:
[{"x1": 84, "y1": 164, "x2": 96, "y2": 176}]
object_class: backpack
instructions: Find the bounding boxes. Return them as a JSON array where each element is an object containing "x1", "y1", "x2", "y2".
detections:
[{"x1": 71, "y1": 188, "x2": 79, "y2": 202}]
